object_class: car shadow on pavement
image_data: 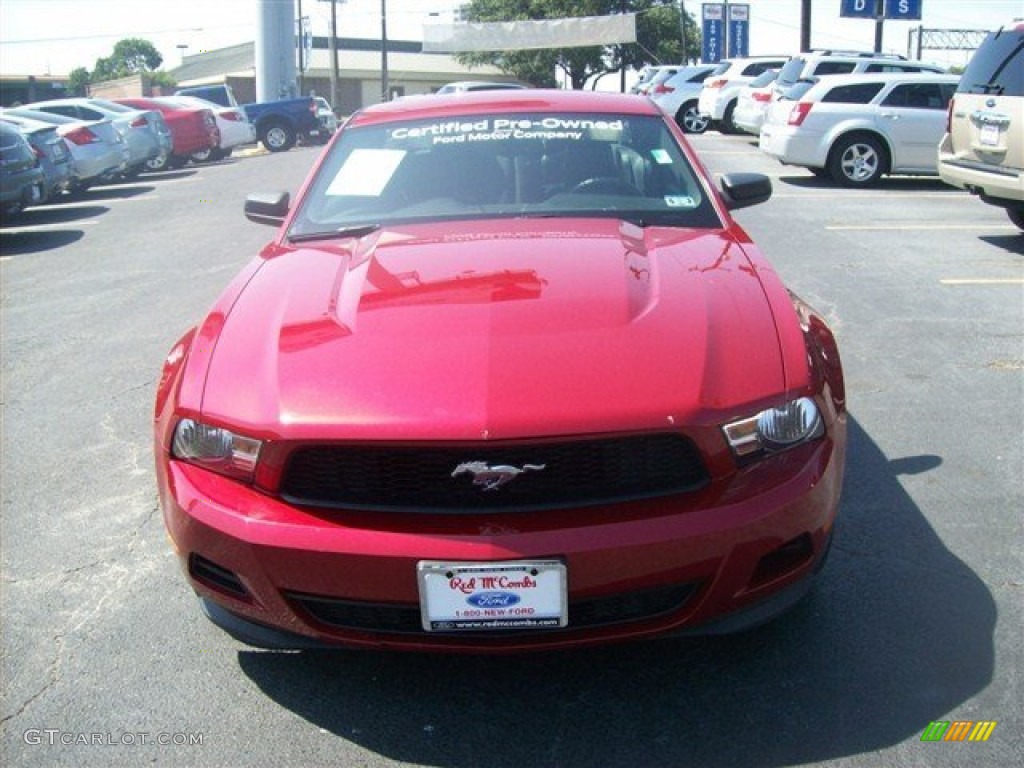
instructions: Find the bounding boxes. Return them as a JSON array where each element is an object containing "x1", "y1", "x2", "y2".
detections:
[
  {"x1": 777, "y1": 175, "x2": 955, "y2": 193},
  {"x1": 236, "y1": 415, "x2": 995, "y2": 767},
  {"x1": 8, "y1": 205, "x2": 109, "y2": 226},
  {"x1": 0, "y1": 229, "x2": 87, "y2": 254},
  {"x1": 980, "y1": 234, "x2": 1024, "y2": 256},
  {"x1": 79, "y1": 184, "x2": 157, "y2": 201}
]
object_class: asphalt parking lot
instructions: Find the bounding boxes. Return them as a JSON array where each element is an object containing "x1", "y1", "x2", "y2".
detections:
[{"x1": 1, "y1": 133, "x2": 1021, "y2": 767}]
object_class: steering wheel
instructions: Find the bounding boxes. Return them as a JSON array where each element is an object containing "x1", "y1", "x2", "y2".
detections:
[{"x1": 570, "y1": 177, "x2": 642, "y2": 196}]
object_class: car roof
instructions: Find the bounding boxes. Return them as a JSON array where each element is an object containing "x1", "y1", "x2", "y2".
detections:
[
  {"x1": 351, "y1": 89, "x2": 662, "y2": 127},
  {"x1": 799, "y1": 71, "x2": 960, "y2": 97}
]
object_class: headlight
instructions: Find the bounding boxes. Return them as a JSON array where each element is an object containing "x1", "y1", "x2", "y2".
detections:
[
  {"x1": 171, "y1": 419, "x2": 262, "y2": 482},
  {"x1": 722, "y1": 397, "x2": 824, "y2": 460}
]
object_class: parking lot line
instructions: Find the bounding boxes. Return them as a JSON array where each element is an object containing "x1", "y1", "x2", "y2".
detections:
[
  {"x1": 826, "y1": 223, "x2": 1018, "y2": 230},
  {"x1": 940, "y1": 278, "x2": 1024, "y2": 285}
]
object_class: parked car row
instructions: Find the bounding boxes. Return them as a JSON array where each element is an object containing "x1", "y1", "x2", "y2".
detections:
[
  {"x1": 643, "y1": 24, "x2": 1023, "y2": 229},
  {"x1": 0, "y1": 94, "x2": 262, "y2": 221},
  {"x1": 647, "y1": 50, "x2": 948, "y2": 135}
]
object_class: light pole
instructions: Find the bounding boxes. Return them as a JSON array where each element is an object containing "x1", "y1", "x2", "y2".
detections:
[{"x1": 176, "y1": 44, "x2": 189, "y2": 67}]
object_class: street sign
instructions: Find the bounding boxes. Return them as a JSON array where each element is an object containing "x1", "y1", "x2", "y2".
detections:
[
  {"x1": 884, "y1": 0, "x2": 922, "y2": 20},
  {"x1": 840, "y1": 0, "x2": 877, "y2": 19},
  {"x1": 840, "y1": 0, "x2": 923, "y2": 20},
  {"x1": 702, "y1": 4, "x2": 724, "y2": 63}
]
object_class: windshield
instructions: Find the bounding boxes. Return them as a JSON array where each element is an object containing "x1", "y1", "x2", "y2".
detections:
[{"x1": 288, "y1": 111, "x2": 719, "y2": 239}]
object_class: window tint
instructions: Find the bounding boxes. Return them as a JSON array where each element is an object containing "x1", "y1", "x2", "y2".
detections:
[
  {"x1": 821, "y1": 82, "x2": 884, "y2": 103},
  {"x1": 42, "y1": 105, "x2": 77, "y2": 118},
  {"x1": 687, "y1": 68, "x2": 715, "y2": 82},
  {"x1": 882, "y1": 83, "x2": 948, "y2": 109},
  {"x1": 741, "y1": 61, "x2": 785, "y2": 77},
  {"x1": 957, "y1": 29, "x2": 1023, "y2": 96},
  {"x1": 814, "y1": 62, "x2": 856, "y2": 75}
]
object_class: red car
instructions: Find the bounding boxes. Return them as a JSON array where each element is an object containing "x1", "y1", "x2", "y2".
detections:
[
  {"x1": 156, "y1": 90, "x2": 846, "y2": 653},
  {"x1": 115, "y1": 97, "x2": 218, "y2": 169}
]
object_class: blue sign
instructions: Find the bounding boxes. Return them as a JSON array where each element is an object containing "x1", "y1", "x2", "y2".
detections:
[
  {"x1": 840, "y1": 0, "x2": 923, "y2": 20},
  {"x1": 729, "y1": 4, "x2": 750, "y2": 58},
  {"x1": 702, "y1": 4, "x2": 724, "y2": 63},
  {"x1": 885, "y1": 0, "x2": 922, "y2": 20}
]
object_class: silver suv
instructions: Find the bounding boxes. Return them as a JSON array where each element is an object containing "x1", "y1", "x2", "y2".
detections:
[
  {"x1": 938, "y1": 22, "x2": 1024, "y2": 230},
  {"x1": 760, "y1": 72, "x2": 960, "y2": 186},
  {"x1": 775, "y1": 50, "x2": 946, "y2": 97}
]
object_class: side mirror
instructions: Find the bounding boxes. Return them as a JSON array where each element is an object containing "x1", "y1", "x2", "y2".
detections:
[
  {"x1": 244, "y1": 191, "x2": 290, "y2": 226},
  {"x1": 719, "y1": 173, "x2": 772, "y2": 211}
]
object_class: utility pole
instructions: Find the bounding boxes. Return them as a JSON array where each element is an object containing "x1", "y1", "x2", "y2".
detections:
[
  {"x1": 679, "y1": 1, "x2": 687, "y2": 64},
  {"x1": 381, "y1": 0, "x2": 389, "y2": 101},
  {"x1": 800, "y1": 0, "x2": 811, "y2": 52},
  {"x1": 874, "y1": 0, "x2": 884, "y2": 53},
  {"x1": 329, "y1": 0, "x2": 339, "y2": 109}
]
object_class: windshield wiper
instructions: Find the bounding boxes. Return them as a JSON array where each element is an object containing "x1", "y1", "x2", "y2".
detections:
[{"x1": 288, "y1": 223, "x2": 381, "y2": 243}]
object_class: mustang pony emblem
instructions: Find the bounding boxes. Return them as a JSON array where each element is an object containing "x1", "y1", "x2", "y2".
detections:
[{"x1": 451, "y1": 461, "x2": 547, "y2": 491}]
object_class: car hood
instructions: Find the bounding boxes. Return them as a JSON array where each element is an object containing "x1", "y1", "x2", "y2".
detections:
[{"x1": 199, "y1": 219, "x2": 786, "y2": 441}]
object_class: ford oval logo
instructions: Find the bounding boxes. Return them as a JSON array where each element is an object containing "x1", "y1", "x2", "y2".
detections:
[{"x1": 467, "y1": 591, "x2": 521, "y2": 608}]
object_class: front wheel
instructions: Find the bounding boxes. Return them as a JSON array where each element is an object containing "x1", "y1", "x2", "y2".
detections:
[
  {"x1": 828, "y1": 134, "x2": 887, "y2": 186},
  {"x1": 190, "y1": 147, "x2": 223, "y2": 163},
  {"x1": 676, "y1": 102, "x2": 710, "y2": 134},
  {"x1": 260, "y1": 122, "x2": 296, "y2": 152},
  {"x1": 718, "y1": 101, "x2": 739, "y2": 134}
]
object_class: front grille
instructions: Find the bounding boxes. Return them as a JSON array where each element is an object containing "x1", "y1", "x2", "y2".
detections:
[
  {"x1": 280, "y1": 433, "x2": 709, "y2": 512},
  {"x1": 287, "y1": 582, "x2": 698, "y2": 636}
]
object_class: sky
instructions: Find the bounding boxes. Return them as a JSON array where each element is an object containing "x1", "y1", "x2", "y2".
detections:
[{"x1": 1, "y1": 0, "x2": 1020, "y2": 79}]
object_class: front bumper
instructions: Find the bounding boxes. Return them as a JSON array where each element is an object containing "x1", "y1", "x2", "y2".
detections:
[{"x1": 159, "y1": 431, "x2": 844, "y2": 653}]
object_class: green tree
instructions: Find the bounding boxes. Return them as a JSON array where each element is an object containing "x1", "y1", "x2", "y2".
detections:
[
  {"x1": 67, "y1": 67, "x2": 91, "y2": 97},
  {"x1": 455, "y1": 0, "x2": 699, "y2": 90},
  {"x1": 92, "y1": 37, "x2": 164, "y2": 82}
]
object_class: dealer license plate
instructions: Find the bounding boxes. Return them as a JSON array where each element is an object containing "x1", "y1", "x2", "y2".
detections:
[
  {"x1": 980, "y1": 123, "x2": 1000, "y2": 147},
  {"x1": 417, "y1": 560, "x2": 567, "y2": 632}
]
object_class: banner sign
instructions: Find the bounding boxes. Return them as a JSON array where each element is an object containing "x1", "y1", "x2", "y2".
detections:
[
  {"x1": 729, "y1": 4, "x2": 750, "y2": 58},
  {"x1": 423, "y1": 14, "x2": 637, "y2": 52},
  {"x1": 701, "y1": 4, "x2": 724, "y2": 63}
]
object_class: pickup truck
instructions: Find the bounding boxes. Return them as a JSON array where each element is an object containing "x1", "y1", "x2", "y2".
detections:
[{"x1": 174, "y1": 84, "x2": 331, "y2": 152}]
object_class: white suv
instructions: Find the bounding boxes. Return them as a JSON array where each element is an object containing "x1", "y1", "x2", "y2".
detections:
[
  {"x1": 696, "y1": 56, "x2": 790, "y2": 133},
  {"x1": 648, "y1": 64, "x2": 717, "y2": 133},
  {"x1": 774, "y1": 50, "x2": 946, "y2": 96},
  {"x1": 760, "y1": 72, "x2": 960, "y2": 185}
]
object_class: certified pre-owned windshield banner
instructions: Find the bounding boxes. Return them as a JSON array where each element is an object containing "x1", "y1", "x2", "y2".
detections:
[{"x1": 423, "y1": 14, "x2": 637, "y2": 53}]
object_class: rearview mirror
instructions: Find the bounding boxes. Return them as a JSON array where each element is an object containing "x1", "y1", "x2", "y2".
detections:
[
  {"x1": 244, "y1": 191, "x2": 290, "y2": 226},
  {"x1": 719, "y1": 173, "x2": 772, "y2": 211}
]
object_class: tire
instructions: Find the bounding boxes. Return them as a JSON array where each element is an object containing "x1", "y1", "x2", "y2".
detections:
[
  {"x1": 828, "y1": 134, "x2": 887, "y2": 187},
  {"x1": 260, "y1": 122, "x2": 296, "y2": 152},
  {"x1": 145, "y1": 152, "x2": 170, "y2": 172},
  {"x1": 1007, "y1": 207, "x2": 1024, "y2": 232},
  {"x1": 719, "y1": 101, "x2": 739, "y2": 134},
  {"x1": 190, "y1": 147, "x2": 220, "y2": 163},
  {"x1": 676, "y1": 101, "x2": 710, "y2": 134}
]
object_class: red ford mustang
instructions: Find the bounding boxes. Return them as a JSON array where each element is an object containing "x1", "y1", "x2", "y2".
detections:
[{"x1": 155, "y1": 90, "x2": 846, "y2": 652}]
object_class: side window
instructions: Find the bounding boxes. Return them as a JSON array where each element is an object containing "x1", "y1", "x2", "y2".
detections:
[
  {"x1": 80, "y1": 107, "x2": 105, "y2": 121},
  {"x1": 821, "y1": 82, "x2": 884, "y2": 104},
  {"x1": 815, "y1": 62, "x2": 857, "y2": 76},
  {"x1": 42, "y1": 105, "x2": 77, "y2": 118},
  {"x1": 882, "y1": 83, "x2": 945, "y2": 109}
]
